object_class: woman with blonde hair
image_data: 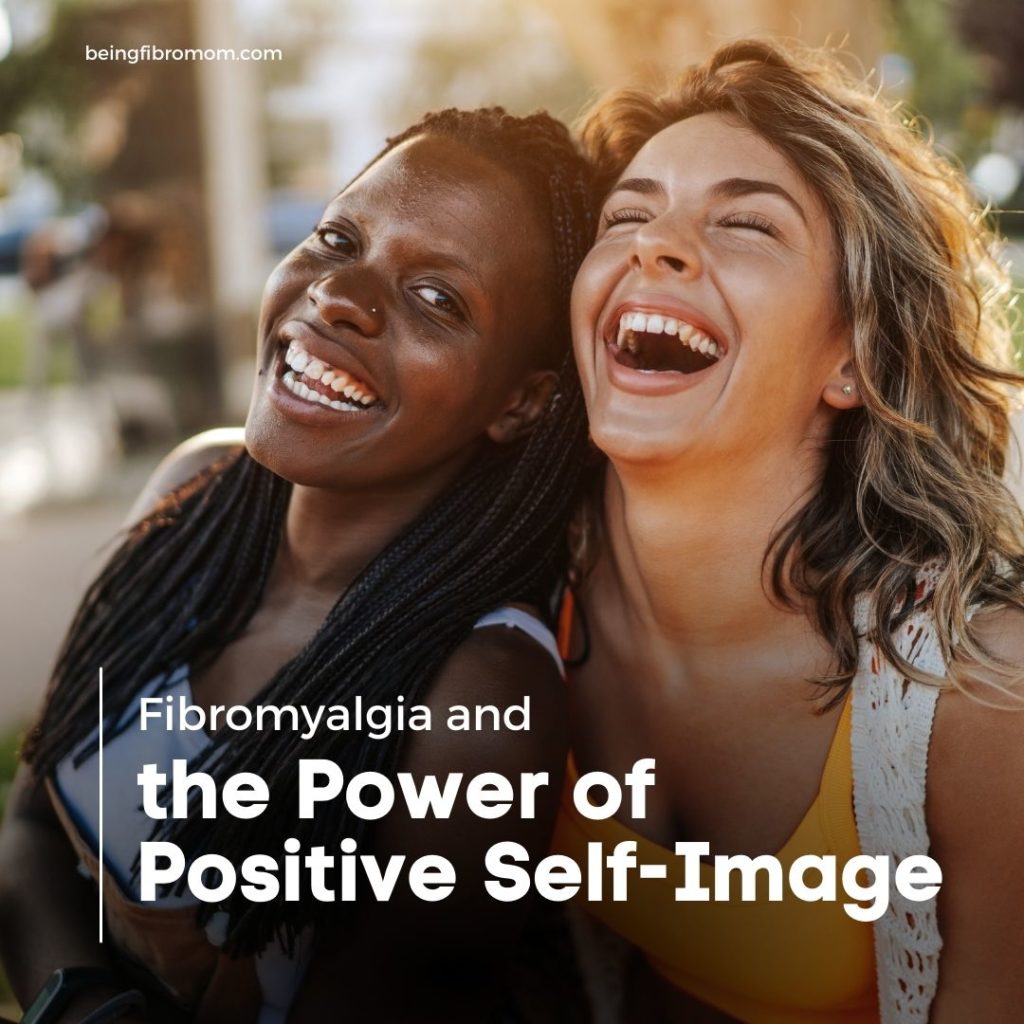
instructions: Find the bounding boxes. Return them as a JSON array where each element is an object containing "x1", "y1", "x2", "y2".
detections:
[{"x1": 555, "y1": 39, "x2": 1024, "y2": 1023}]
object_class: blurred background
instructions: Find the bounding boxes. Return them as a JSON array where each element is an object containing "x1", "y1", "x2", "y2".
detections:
[{"x1": 0, "y1": 0, "x2": 1022, "y2": 844}]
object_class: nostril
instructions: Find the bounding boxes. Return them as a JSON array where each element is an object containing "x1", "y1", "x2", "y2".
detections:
[{"x1": 661, "y1": 255, "x2": 685, "y2": 273}]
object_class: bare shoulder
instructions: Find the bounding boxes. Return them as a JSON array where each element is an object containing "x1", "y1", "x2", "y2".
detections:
[
  {"x1": 371, "y1": 619, "x2": 569, "y2": 940},
  {"x1": 406, "y1": 621, "x2": 568, "y2": 780},
  {"x1": 925, "y1": 605, "x2": 1024, "y2": 1018},
  {"x1": 125, "y1": 427, "x2": 246, "y2": 525},
  {"x1": 929, "y1": 603, "x2": 1024, "y2": 851}
]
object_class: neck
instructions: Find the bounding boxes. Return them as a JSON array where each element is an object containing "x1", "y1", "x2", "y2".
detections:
[
  {"x1": 275, "y1": 470, "x2": 461, "y2": 596},
  {"x1": 593, "y1": 444, "x2": 826, "y2": 671}
]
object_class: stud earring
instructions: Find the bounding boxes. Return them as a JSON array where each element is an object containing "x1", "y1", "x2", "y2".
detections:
[
  {"x1": 371, "y1": 306, "x2": 378, "y2": 314},
  {"x1": 841, "y1": 384, "x2": 853, "y2": 395}
]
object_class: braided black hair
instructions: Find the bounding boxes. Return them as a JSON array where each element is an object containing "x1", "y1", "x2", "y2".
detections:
[{"x1": 25, "y1": 107, "x2": 596, "y2": 955}]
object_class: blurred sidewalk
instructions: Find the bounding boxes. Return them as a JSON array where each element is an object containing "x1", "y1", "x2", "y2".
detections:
[{"x1": 0, "y1": 451, "x2": 159, "y2": 734}]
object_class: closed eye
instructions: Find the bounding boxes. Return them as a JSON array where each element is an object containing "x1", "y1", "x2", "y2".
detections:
[
  {"x1": 412, "y1": 283, "x2": 466, "y2": 322},
  {"x1": 601, "y1": 206, "x2": 652, "y2": 230},
  {"x1": 718, "y1": 213, "x2": 778, "y2": 237}
]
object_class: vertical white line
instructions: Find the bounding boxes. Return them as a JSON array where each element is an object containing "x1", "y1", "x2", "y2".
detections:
[{"x1": 98, "y1": 665, "x2": 104, "y2": 944}]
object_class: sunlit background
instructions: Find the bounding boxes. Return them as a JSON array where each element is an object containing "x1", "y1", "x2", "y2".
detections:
[{"x1": 0, "y1": 0, "x2": 1022, "y2": 833}]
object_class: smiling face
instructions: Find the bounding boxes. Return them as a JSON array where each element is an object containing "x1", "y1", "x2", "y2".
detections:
[
  {"x1": 572, "y1": 112, "x2": 857, "y2": 471},
  {"x1": 246, "y1": 133, "x2": 557, "y2": 491}
]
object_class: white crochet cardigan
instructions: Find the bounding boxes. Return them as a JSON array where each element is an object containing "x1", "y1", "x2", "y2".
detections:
[
  {"x1": 572, "y1": 570, "x2": 953, "y2": 1024},
  {"x1": 851, "y1": 570, "x2": 950, "y2": 1024}
]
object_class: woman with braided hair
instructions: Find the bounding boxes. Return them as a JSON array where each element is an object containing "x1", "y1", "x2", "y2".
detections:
[{"x1": 0, "y1": 108, "x2": 595, "y2": 1023}]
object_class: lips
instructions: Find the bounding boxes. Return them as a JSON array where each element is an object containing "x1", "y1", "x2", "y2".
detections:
[
  {"x1": 595, "y1": 293, "x2": 730, "y2": 396},
  {"x1": 276, "y1": 320, "x2": 384, "y2": 405},
  {"x1": 603, "y1": 297, "x2": 728, "y2": 368}
]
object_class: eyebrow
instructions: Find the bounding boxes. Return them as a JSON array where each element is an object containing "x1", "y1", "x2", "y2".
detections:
[
  {"x1": 608, "y1": 177, "x2": 666, "y2": 199},
  {"x1": 607, "y1": 175, "x2": 807, "y2": 224},
  {"x1": 427, "y1": 250, "x2": 485, "y2": 292},
  {"x1": 321, "y1": 199, "x2": 486, "y2": 291},
  {"x1": 708, "y1": 177, "x2": 807, "y2": 224}
]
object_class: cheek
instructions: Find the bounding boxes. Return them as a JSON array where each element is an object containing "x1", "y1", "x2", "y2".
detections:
[
  {"x1": 572, "y1": 246, "x2": 614, "y2": 318},
  {"x1": 570, "y1": 248, "x2": 616, "y2": 366},
  {"x1": 727, "y1": 262, "x2": 835, "y2": 364},
  {"x1": 399, "y1": 345, "x2": 500, "y2": 425},
  {"x1": 258, "y1": 255, "x2": 311, "y2": 334}
]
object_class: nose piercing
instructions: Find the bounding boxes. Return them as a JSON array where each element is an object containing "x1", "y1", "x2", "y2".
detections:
[
  {"x1": 371, "y1": 306, "x2": 378, "y2": 314},
  {"x1": 842, "y1": 384, "x2": 853, "y2": 395}
]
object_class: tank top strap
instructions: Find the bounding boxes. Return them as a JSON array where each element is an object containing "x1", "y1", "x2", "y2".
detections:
[{"x1": 473, "y1": 606, "x2": 564, "y2": 676}]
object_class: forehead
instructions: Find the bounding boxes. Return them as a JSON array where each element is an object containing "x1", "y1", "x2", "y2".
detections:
[
  {"x1": 622, "y1": 112, "x2": 819, "y2": 212},
  {"x1": 335, "y1": 134, "x2": 540, "y2": 260}
]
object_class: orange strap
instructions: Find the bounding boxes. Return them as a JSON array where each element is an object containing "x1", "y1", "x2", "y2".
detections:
[{"x1": 556, "y1": 588, "x2": 575, "y2": 662}]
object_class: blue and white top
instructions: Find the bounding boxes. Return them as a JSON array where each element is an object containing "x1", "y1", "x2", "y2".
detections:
[{"x1": 54, "y1": 606, "x2": 563, "y2": 1024}]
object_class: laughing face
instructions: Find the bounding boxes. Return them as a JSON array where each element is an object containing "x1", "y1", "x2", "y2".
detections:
[
  {"x1": 246, "y1": 133, "x2": 556, "y2": 490},
  {"x1": 572, "y1": 112, "x2": 858, "y2": 471}
]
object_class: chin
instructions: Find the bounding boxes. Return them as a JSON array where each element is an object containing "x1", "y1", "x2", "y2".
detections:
[
  {"x1": 585, "y1": 395, "x2": 690, "y2": 466},
  {"x1": 589, "y1": 420, "x2": 690, "y2": 469},
  {"x1": 244, "y1": 411, "x2": 303, "y2": 484}
]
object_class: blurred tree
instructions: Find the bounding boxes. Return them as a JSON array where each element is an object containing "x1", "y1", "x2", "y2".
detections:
[
  {"x1": 0, "y1": 0, "x2": 205, "y2": 204},
  {"x1": 885, "y1": 0, "x2": 989, "y2": 152},
  {"x1": 955, "y1": 0, "x2": 1024, "y2": 109},
  {"x1": 0, "y1": 5, "x2": 93, "y2": 200},
  {"x1": 400, "y1": 0, "x2": 590, "y2": 128}
]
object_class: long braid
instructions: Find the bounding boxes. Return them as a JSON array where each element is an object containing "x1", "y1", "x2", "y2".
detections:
[{"x1": 26, "y1": 107, "x2": 596, "y2": 954}]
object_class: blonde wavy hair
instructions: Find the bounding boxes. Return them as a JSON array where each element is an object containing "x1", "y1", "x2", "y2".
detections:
[{"x1": 576, "y1": 39, "x2": 1024, "y2": 703}]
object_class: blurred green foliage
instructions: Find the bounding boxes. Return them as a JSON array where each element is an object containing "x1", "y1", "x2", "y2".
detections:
[
  {"x1": 0, "y1": 5, "x2": 94, "y2": 202},
  {"x1": 886, "y1": 0, "x2": 989, "y2": 157},
  {"x1": 0, "y1": 302, "x2": 77, "y2": 388}
]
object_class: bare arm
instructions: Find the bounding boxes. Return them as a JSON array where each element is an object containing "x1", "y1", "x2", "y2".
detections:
[
  {"x1": 288, "y1": 625, "x2": 572, "y2": 1023},
  {"x1": 0, "y1": 430, "x2": 242, "y2": 1019},
  {"x1": 927, "y1": 605, "x2": 1024, "y2": 1022},
  {"x1": 0, "y1": 767, "x2": 138, "y2": 1021}
]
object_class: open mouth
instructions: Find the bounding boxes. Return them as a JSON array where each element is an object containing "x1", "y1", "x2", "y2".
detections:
[
  {"x1": 611, "y1": 311, "x2": 724, "y2": 374},
  {"x1": 278, "y1": 341, "x2": 382, "y2": 412}
]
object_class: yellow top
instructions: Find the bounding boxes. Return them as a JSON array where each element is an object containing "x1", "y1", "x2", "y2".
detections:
[{"x1": 552, "y1": 697, "x2": 879, "y2": 1023}]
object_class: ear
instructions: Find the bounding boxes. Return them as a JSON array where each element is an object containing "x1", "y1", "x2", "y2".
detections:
[
  {"x1": 486, "y1": 370, "x2": 558, "y2": 445},
  {"x1": 822, "y1": 356, "x2": 862, "y2": 412}
]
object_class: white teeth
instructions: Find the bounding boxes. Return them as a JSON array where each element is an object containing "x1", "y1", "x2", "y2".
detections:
[
  {"x1": 281, "y1": 359, "x2": 374, "y2": 411},
  {"x1": 282, "y1": 341, "x2": 380, "y2": 405},
  {"x1": 612, "y1": 312, "x2": 725, "y2": 365}
]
